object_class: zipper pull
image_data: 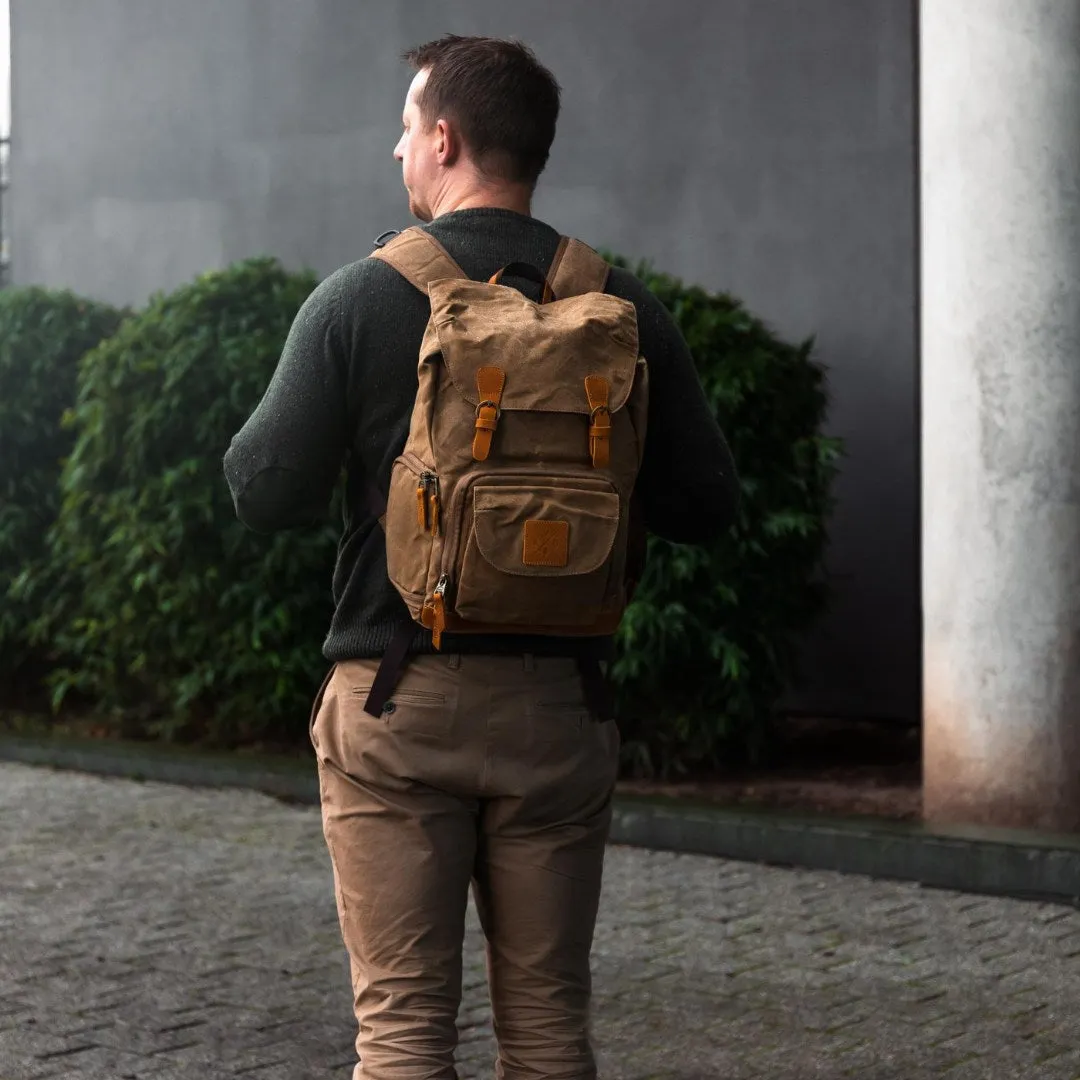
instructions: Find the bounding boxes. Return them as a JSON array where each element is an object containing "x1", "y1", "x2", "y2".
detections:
[
  {"x1": 428, "y1": 477, "x2": 441, "y2": 537},
  {"x1": 416, "y1": 478, "x2": 429, "y2": 530},
  {"x1": 431, "y1": 575, "x2": 448, "y2": 650},
  {"x1": 416, "y1": 471, "x2": 438, "y2": 532}
]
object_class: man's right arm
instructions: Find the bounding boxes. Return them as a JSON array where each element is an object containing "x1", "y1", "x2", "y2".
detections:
[{"x1": 608, "y1": 267, "x2": 740, "y2": 545}]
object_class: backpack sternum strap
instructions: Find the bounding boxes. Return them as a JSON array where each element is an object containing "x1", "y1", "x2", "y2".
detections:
[
  {"x1": 473, "y1": 366, "x2": 506, "y2": 462},
  {"x1": 585, "y1": 375, "x2": 612, "y2": 469}
]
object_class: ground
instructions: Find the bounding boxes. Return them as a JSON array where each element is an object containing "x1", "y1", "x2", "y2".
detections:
[
  {"x1": 3, "y1": 760, "x2": 1079, "y2": 1079},
  {"x1": 619, "y1": 716, "x2": 922, "y2": 821}
]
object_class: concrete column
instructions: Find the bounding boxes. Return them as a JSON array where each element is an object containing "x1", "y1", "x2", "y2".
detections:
[{"x1": 921, "y1": 0, "x2": 1080, "y2": 831}]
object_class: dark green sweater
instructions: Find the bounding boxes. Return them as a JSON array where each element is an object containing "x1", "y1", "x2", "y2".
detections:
[{"x1": 223, "y1": 208, "x2": 738, "y2": 662}]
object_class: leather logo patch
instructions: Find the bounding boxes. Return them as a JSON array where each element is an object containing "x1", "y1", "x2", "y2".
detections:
[{"x1": 523, "y1": 519, "x2": 570, "y2": 568}]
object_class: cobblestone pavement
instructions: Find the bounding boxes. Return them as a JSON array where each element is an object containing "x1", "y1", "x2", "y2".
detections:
[{"x1": 2, "y1": 762, "x2": 1080, "y2": 1080}]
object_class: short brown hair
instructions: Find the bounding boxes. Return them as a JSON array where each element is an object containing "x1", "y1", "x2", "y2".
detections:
[{"x1": 403, "y1": 35, "x2": 561, "y2": 188}]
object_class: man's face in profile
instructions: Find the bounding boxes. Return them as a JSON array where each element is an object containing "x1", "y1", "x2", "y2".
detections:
[{"x1": 393, "y1": 69, "x2": 440, "y2": 223}]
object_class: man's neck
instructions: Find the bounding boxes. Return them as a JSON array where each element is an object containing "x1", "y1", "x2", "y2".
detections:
[{"x1": 430, "y1": 182, "x2": 533, "y2": 221}]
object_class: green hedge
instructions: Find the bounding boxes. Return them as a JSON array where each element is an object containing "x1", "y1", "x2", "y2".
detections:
[
  {"x1": 14, "y1": 254, "x2": 839, "y2": 764},
  {"x1": 608, "y1": 258, "x2": 841, "y2": 775},
  {"x1": 28, "y1": 259, "x2": 332, "y2": 744},
  {"x1": 0, "y1": 288, "x2": 125, "y2": 694}
]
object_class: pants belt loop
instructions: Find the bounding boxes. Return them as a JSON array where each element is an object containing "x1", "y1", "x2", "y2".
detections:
[
  {"x1": 447, "y1": 654, "x2": 461, "y2": 671},
  {"x1": 523, "y1": 652, "x2": 535, "y2": 673}
]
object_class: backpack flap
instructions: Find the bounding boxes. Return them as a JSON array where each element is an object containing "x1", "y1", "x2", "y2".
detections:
[{"x1": 429, "y1": 278, "x2": 640, "y2": 419}]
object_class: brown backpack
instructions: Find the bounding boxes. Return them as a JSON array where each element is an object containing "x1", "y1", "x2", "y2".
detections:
[{"x1": 364, "y1": 227, "x2": 648, "y2": 711}]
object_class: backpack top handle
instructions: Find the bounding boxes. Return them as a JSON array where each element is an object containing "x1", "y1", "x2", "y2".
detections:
[{"x1": 488, "y1": 262, "x2": 558, "y2": 305}]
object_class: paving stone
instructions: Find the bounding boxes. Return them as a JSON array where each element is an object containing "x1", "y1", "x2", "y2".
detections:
[{"x1": 2, "y1": 761, "x2": 1080, "y2": 1078}]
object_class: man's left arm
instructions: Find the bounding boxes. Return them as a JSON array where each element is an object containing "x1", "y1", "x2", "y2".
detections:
[{"x1": 223, "y1": 272, "x2": 351, "y2": 533}]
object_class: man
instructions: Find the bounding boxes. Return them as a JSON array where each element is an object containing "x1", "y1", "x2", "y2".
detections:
[{"x1": 224, "y1": 34, "x2": 738, "y2": 1080}]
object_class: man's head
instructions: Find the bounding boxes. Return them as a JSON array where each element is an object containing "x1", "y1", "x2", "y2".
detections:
[{"x1": 394, "y1": 35, "x2": 561, "y2": 222}]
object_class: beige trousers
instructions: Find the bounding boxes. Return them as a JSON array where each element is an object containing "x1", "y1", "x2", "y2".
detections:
[{"x1": 309, "y1": 653, "x2": 620, "y2": 1080}]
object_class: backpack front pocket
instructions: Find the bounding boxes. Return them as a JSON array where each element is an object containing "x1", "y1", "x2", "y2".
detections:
[{"x1": 452, "y1": 482, "x2": 621, "y2": 627}]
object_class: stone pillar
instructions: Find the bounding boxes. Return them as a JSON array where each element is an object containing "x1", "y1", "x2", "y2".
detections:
[{"x1": 921, "y1": 0, "x2": 1080, "y2": 831}]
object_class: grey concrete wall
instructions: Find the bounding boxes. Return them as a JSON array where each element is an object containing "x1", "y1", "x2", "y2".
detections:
[{"x1": 9, "y1": 0, "x2": 919, "y2": 721}]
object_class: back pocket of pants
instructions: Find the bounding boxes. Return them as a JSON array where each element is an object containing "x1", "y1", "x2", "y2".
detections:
[{"x1": 349, "y1": 684, "x2": 453, "y2": 739}]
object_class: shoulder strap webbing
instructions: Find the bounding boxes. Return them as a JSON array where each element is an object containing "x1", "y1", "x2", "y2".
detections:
[
  {"x1": 548, "y1": 237, "x2": 611, "y2": 299},
  {"x1": 369, "y1": 227, "x2": 467, "y2": 293}
]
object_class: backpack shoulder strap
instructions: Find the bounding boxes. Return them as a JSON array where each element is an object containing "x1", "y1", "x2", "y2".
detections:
[
  {"x1": 368, "y1": 227, "x2": 467, "y2": 294},
  {"x1": 548, "y1": 237, "x2": 611, "y2": 299}
]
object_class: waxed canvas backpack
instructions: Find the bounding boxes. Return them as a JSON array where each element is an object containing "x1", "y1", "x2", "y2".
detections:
[{"x1": 363, "y1": 226, "x2": 649, "y2": 714}]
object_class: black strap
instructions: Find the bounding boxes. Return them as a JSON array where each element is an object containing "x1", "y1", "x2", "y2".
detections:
[
  {"x1": 363, "y1": 623, "x2": 416, "y2": 717},
  {"x1": 361, "y1": 474, "x2": 410, "y2": 717},
  {"x1": 576, "y1": 656, "x2": 615, "y2": 723}
]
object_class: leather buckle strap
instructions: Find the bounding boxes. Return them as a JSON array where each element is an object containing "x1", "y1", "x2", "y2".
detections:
[
  {"x1": 473, "y1": 366, "x2": 506, "y2": 461},
  {"x1": 584, "y1": 375, "x2": 611, "y2": 469}
]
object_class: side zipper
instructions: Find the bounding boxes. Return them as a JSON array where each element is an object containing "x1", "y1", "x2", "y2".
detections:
[
  {"x1": 393, "y1": 451, "x2": 443, "y2": 615},
  {"x1": 421, "y1": 574, "x2": 449, "y2": 650}
]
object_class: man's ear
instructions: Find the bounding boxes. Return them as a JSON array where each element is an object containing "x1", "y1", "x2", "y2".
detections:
[{"x1": 435, "y1": 117, "x2": 462, "y2": 168}]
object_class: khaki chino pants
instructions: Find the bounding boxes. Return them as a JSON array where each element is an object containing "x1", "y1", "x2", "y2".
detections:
[{"x1": 309, "y1": 653, "x2": 620, "y2": 1080}]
